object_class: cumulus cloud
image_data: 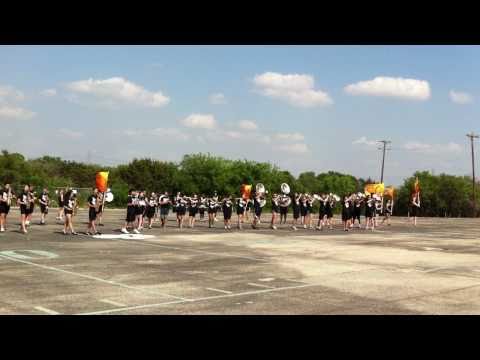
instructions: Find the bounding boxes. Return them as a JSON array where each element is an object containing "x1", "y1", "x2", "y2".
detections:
[
  {"x1": 209, "y1": 93, "x2": 227, "y2": 105},
  {"x1": 238, "y1": 120, "x2": 258, "y2": 131},
  {"x1": 344, "y1": 76, "x2": 431, "y2": 101},
  {"x1": 123, "y1": 127, "x2": 190, "y2": 141},
  {"x1": 0, "y1": 105, "x2": 35, "y2": 120},
  {"x1": 403, "y1": 141, "x2": 462, "y2": 154},
  {"x1": 274, "y1": 132, "x2": 305, "y2": 142},
  {"x1": 352, "y1": 136, "x2": 378, "y2": 147},
  {"x1": 253, "y1": 72, "x2": 333, "y2": 107},
  {"x1": 180, "y1": 113, "x2": 217, "y2": 129},
  {"x1": 40, "y1": 88, "x2": 57, "y2": 97},
  {"x1": 449, "y1": 90, "x2": 473, "y2": 104},
  {"x1": 0, "y1": 85, "x2": 25, "y2": 102},
  {"x1": 58, "y1": 128, "x2": 84, "y2": 138},
  {"x1": 66, "y1": 77, "x2": 170, "y2": 108},
  {"x1": 275, "y1": 143, "x2": 309, "y2": 154}
]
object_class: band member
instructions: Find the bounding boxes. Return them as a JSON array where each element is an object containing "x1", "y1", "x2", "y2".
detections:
[
  {"x1": 364, "y1": 194, "x2": 375, "y2": 231},
  {"x1": 410, "y1": 192, "x2": 420, "y2": 226},
  {"x1": 188, "y1": 194, "x2": 199, "y2": 228},
  {"x1": 300, "y1": 194, "x2": 308, "y2": 229},
  {"x1": 325, "y1": 194, "x2": 335, "y2": 230},
  {"x1": 26, "y1": 185, "x2": 35, "y2": 226},
  {"x1": 306, "y1": 195, "x2": 314, "y2": 229},
  {"x1": 199, "y1": 195, "x2": 207, "y2": 221},
  {"x1": 145, "y1": 192, "x2": 157, "y2": 229},
  {"x1": 342, "y1": 194, "x2": 353, "y2": 231},
  {"x1": 316, "y1": 194, "x2": 327, "y2": 230},
  {"x1": 158, "y1": 192, "x2": 170, "y2": 228},
  {"x1": 291, "y1": 192, "x2": 301, "y2": 231},
  {"x1": 381, "y1": 198, "x2": 393, "y2": 226},
  {"x1": 39, "y1": 187, "x2": 49, "y2": 225},
  {"x1": 279, "y1": 194, "x2": 289, "y2": 224},
  {"x1": 207, "y1": 195, "x2": 218, "y2": 228},
  {"x1": 0, "y1": 184, "x2": 12, "y2": 232},
  {"x1": 63, "y1": 189, "x2": 78, "y2": 235},
  {"x1": 222, "y1": 195, "x2": 233, "y2": 230},
  {"x1": 270, "y1": 193, "x2": 280, "y2": 230},
  {"x1": 136, "y1": 191, "x2": 146, "y2": 231},
  {"x1": 176, "y1": 193, "x2": 187, "y2": 229},
  {"x1": 374, "y1": 195, "x2": 383, "y2": 228},
  {"x1": 96, "y1": 191, "x2": 104, "y2": 226},
  {"x1": 86, "y1": 188, "x2": 99, "y2": 236},
  {"x1": 213, "y1": 192, "x2": 220, "y2": 223},
  {"x1": 236, "y1": 196, "x2": 247, "y2": 229},
  {"x1": 352, "y1": 194, "x2": 363, "y2": 229},
  {"x1": 56, "y1": 189, "x2": 65, "y2": 221},
  {"x1": 122, "y1": 189, "x2": 138, "y2": 234},
  {"x1": 251, "y1": 191, "x2": 265, "y2": 229},
  {"x1": 245, "y1": 198, "x2": 252, "y2": 221},
  {"x1": 18, "y1": 185, "x2": 30, "y2": 234}
]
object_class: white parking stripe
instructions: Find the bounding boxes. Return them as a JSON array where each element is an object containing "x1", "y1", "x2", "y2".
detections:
[
  {"x1": 100, "y1": 299, "x2": 127, "y2": 307},
  {"x1": 0, "y1": 254, "x2": 187, "y2": 301},
  {"x1": 205, "y1": 288, "x2": 233, "y2": 294},
  {"x1": 35, "y1": 306, "x2": 60, "y2": 315},
  {"x1": 247, "y1": 282, "x2": 275, "y2": 289}
]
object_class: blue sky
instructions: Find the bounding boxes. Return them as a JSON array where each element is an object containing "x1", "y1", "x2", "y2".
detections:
[{"x1": 0, "y1": 45, "x2": 479, "y2": 186}]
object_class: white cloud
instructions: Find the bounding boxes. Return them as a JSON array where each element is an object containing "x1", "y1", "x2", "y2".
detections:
[
  {"x1": 209, "y1": 93, "x2": 227, "y2": 105},
  {"x1": 238, "y1": 120, "x2": 258, "y2": 131},
  {"x1": 353, "y1": 136, "x2": 378, "y2": 147},
  {"x1": 58, "y1": 128, "x2": 84, "y2": 138},
  {"x1": 275, "y1": 143, "x2": 309, "y2": 154},
  {"x1": 253, "y1": 72, "x2": 333, "y2": 108},
  {"x1": 180, "y1": 113, "x2": 217, "y2": 129},
  {"x1": 403, "y1": 141, "x2": 462, "y2": 154},
  {"x1": 40, "y1": 88, "x2": 57, "y2": 97},
  {"x1": 0, "y1": 85, "x2": 24, "y2": 102},
  {"x1": 449, "y1": 90, "x2": 473, "y2": 104},
  {"x1": 0, "y1": 105, "x2": 35, "y2": 120},
  {"x1": 67, "y1": 77, "x2": 170, "y2": 108},
  {"x1": 123, "y1": 128, "x2": 190, "y2": 141},
  {"x1": 274, "y1": 132, "x2": 305, "y2": 142},
  {"x1": 344, "y1": 76, "x2": 431, "y2": 101}
]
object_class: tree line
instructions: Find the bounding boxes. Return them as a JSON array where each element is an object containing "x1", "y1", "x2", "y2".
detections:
[{"x1": 0, "y1": 150, "x2": 478, "y2": 217}]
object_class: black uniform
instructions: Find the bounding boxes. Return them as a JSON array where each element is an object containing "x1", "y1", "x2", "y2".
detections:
[
  {"x1": 0, "y1": 188, "x2": 9, "y2": 215},
  {"x1": 341, "y1": 198, "x2": 352, "y2": 221},
  {"x1": 136, "y1": 195, "x2": 146, "y2": 216},
  {"x1": 207, "y1": 198, "x2": 218, "y2": 214},
  {"x1": 176, "y1": 197, "x2": 187, "y2": 216},
  {"x1": 88, "y1": 194, "x2": 97, "y2": 221},
  {"x1": 126, "y1": 195, "x2": 136, "y2": 222},
  {"x1": 159, "y1": 195, "x2": 170, "y2": 217},
  {"x1": 222, "y1": 198, "x2": 233, "y2": 220},
  {"x1": 300, "y1": 198, "x2": 308, "y2": 217},
  {"x1": 353, "y1": 199, "x2": 362, "y2": 222},
  {"x1": 365, "y1": 199, "x2": 374, "y2": 218},
  {"x1": 64, "y1": 193, "x2": 75, "y2": 215},
  {"x1": 411, "y1": 201, "x2": 420, "y2": 217},
  {"x1": 40, "y1": 191, "x2": 49, "y2": 214},
  {"x1": 292, "y1": 195, "x2": 300, "y2": 220},
  {"x1": 271, "y1": 197, "x2": 280, "y2": 214},
  {"x1": 188, "y1": 198, "x2": 199, "y2": 217},
  {"x1": 236, "y1": 198, "x2": 247, "y2": 215},
  {"x1": 279, "y1": 195, "x2": 289, "y2": 216},
  {"x1": 19, "y1": 191, "x2": 29, "y2": 215},
  {"x1": 325, "y1": 200, "x2": 334, "y2": 219},
  {"x1": 253, "y1": 196, "x2": 263, "y2": 218},
  {"x1": 146, "y1": 196, "x2": 157, "y2": 219},
  {"x1": 28, "y1": 191, "x2": 35, "y2": 215}
]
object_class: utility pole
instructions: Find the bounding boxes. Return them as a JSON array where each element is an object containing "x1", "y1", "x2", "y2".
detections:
[
  {"x1": 466, "y1": 132, "x2": 479, "y2": 217},
  {"x1": 377, "y1": 140, "x2": 391, "y2": 184}
]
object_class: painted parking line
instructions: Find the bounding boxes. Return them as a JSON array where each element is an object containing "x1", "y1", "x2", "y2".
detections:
[
  {"x1": 247, "y1": 282, "x2": 275, "y2": 289},
  {"x1": 258, "y1": 278, "x2": 275, "y2": 282},
  {"x1": 77, "y1": 282, "x2": 321, "y2": 315},
  {"x1": 34, "y1": 306, "x2": 60, "y2": 315},
  {"x1": 100, "y1": 299, "x2": 127, "y2": 307},
  {"x1": 0, "y1": 254, "x2": 188, "y2": 301},
  {"x1": 205, "y1": 288, "x2": 233, "y2": 294}
]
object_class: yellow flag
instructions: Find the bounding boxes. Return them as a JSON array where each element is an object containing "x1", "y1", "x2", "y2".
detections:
[
  {"x1": 384, "y1": 186, "x2": 395, "y2": 198},
  {"x1": 96, "y1": 171, "x2": 109, "y2": 192},
  {"x1": 364, "y1": 183, "x2": 384, "y2": 195}
]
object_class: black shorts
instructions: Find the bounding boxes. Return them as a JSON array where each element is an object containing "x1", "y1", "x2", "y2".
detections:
[
  {"x1": 20, "y1": 205, "x2": 28, "y2": 215},
  {"x1": 254, "y1": 203, "x2": 262, "y2": 218},
  {"x1": 279, "y1": 206, "x2": 288, "y2": 215},
  {"x1": 342, "y1": 209, "x2": 352, "y2": 221},
  {"x1": 135, "y1": 206, "x2": 145, "y2": 216},
  {"x1": 97, "y1": 205, "x2": 103, "y2": 214},
  {"x1": 64, "y1": 208, "x2": 73, "y2": 216},
  {"x1": 160, "y1": 206, "x2": 169, "y2": 216},
  {"x1": 411, "y1": 206, "x2": 419, "y2": 217},
  {"x1": 208, "y1": 207, "x2": 217, "y2": 214},
  {"x1": 326, "y1": 208, "x2": 333, "y2": 219},
  {"x1": 146, "y1": 206, "x2": 156, "y2": 218},
  {"x1": 223, "y1": 208, "x2": 232, "y2": 220},
  {"x1": 29, "y1": 204, "x2": 34, "y2": 214},
  {"x1": 126, "y1": 207, "x2": 136, "y2": 222},
  {"x1": 89, "y1": 208, "x2": 97, "y2": 221},
  {"x1": 177, "y1": 206, "x2": 186, "y2": 216},
  {"x1": 292, "y1": 206, "x2": 300, "y2": 219},
  {"x1": 189, "y1": 207, "x2": 198, "y2": 217},
  {"x1": 0, "y1": 203, "x2": 6, "y2": 215},
  {"x1": 58, "y1": 201, "x2": 64, "y2": 208},
  {"x1": 40, "y1": 204, "x2": 48, "y2": 214},
  {"x1": 236, "y1": 207, "x2": 245, "y2": 215},
  {"x1": 300, "y1": 206, "x2": 308, "y2": 217}
]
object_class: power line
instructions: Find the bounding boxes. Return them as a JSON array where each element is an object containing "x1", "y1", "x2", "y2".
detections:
[{"x1": 466, "y1": 132, "x2": 479, "y2": 217}]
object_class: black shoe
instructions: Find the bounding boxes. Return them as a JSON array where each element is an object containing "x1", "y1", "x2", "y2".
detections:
[{"x1": 95, "y1": 231, "x2": 102, "y2": 235}]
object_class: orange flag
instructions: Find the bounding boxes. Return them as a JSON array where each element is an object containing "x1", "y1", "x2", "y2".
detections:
[
  {"x1": 413, "y1": 177, "x2": 420, "y2": 194},
  {"x1": 364, "y1": 183, "x2": 384, "y2": 195},
  {"x1": 241, "y1": 184, "x2": 252, "y2": 199},
  {"x1": 96, "y1": 172, "x2": 109, "y2": 193},
  {"x1": 384, "y1": 186, "x2": 395, "y2": 198}
]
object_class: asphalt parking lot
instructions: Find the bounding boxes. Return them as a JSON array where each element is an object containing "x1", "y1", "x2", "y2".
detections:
[{"x1": 1, "y1": 208, "x2": 480, "y2": 314}]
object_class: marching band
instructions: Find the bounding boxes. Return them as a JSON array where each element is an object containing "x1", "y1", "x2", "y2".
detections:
[{"x1": 0, "y1": 181, "x2": 410, "y2": 236}]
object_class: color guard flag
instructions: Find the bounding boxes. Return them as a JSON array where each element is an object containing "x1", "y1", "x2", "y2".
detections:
[
  {"x1": 96, "y1": 171, "x2": 109, "y2": 193},
  {"x1": 241, "y1": 184, "x2": 252, "y2": 199},
  {"x1": 413, "y1": 176, "x2": 420, "y2": 194},
  {"x1": 364, "y1": 183, "x2": 385, "y2": 195},
  {"x1": 384, "y1": 186, "x2": 395, "y2": 198}
]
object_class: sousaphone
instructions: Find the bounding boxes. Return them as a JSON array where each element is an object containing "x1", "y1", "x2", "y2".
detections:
[{"x1": 281, "y1": 183, "x2": 290, "y2": 195}]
